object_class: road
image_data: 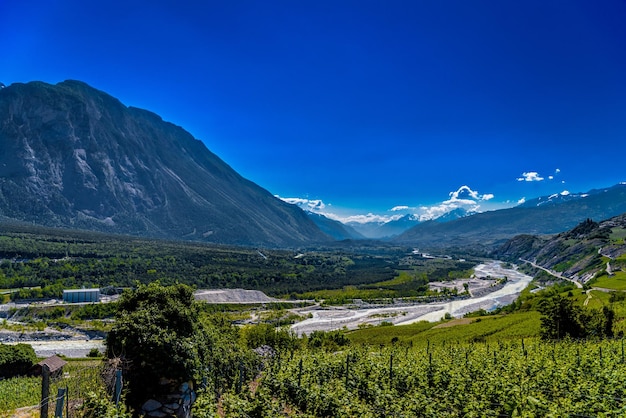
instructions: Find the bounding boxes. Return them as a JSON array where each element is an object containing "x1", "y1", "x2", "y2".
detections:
[
  {"x1": 291, "y1": 261, "x2": 534, "y2": 335},
  {"x1": 520, "y1": 259, "x2": 583, "y2": 288}
]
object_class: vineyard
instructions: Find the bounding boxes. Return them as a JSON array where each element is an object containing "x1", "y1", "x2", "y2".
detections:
[
  {"x1": 222, "y1": 338, "x2": 626, "y2": 417},
  {"x1": 0, "y1": 360, "x2": 101, "y2": 417}
]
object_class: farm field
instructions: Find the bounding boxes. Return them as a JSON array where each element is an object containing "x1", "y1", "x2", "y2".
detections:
[
  {"x1": 0, "y1": 359, "x2": 101, "y2": 417},
  {"x1": 224, "y1": 338, "x2": 626, "y2": 417}
]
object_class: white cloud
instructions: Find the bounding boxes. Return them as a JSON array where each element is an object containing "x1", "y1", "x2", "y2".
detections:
[
  {"x1": 279, "y1": 184, "x2": 498, "y2": 225},
  {"x1": 560, "y1": 190, "x2": 570, "y2": 196},
  {"x1": 555, "y1": 168, "x2": 561, "y2": 173},
  {"x1": 517, "y1": 172, "x2": 544, "y2": 182},
  {"x1": 548, "y1": 176, "x2": 554, "y2": 180},
  {"x1": 414, "y1": 185, "x2": 494, "y2": 221},
  {"x1": 339, "y1": 213, "x2": 404, "y2": 224},
  {"x1": 517, "y1": 197, "x2": 526, "y2": 204},
  {"x1": 448, "y1": 185, "x2": 493, "y2": 202},
  {"x1": 278, "y1": 196, "x2": 326, "y2": 211},
  {"x1": 278, "y1": 195, "x2": 403, "y2": 224}
]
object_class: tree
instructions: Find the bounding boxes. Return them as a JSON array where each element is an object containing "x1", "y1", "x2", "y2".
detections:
[
  {"x1": 537, "y1": 292, "x2": 615, "y2": 340},
  {"x1": 0, "y1": 343, "x2": 37, "y2": 377},
  {"x1": 537, "y1": 293, "x2": 583, "y2": 340},
  {"x1": 106, "y1": 282, "x2": 212, "y2": 411}
]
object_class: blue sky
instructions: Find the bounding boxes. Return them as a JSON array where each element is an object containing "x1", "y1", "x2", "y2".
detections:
[{"x1": 2, "y1": 1, "x2": 625, "y2": 223}]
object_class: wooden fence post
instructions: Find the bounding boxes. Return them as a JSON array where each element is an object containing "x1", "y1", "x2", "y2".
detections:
[{"x1": 41, "y1": 364, "x2": 50, "y2": 418}]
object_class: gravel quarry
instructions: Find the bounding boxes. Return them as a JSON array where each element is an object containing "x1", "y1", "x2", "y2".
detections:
[{"x1": 193, "y1": 288, "x2": 277, "y2": 303}]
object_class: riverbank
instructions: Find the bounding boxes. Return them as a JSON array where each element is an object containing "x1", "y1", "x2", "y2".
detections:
[{"x1": 291, "y1": 261, "x2": 533, "y2": 335}]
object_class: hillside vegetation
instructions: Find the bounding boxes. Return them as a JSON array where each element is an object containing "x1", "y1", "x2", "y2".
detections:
[
  {"x1": 0, "y1": 223, "x2": 479, "y2": 299},
  {"x1": 493, "y1": 213, "x2": 626, "y2": 286}
]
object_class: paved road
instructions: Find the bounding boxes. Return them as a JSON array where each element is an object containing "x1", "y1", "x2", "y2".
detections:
[{"x1": 520, "y1": 259, "x2": 583, "y2": 288}]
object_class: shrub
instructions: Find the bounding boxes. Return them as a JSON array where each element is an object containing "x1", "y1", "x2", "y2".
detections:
[
  {"x1": 106, "y1": 283, "x2": 213, "y2": 410},
  {"x1": 0, "y1": 343, "x2": 37, "y2": 377}
]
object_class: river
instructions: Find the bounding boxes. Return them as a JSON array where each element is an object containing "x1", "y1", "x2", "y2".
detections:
[{"x1": 291, "y1": 261, "x2": 533, "y2": 335}]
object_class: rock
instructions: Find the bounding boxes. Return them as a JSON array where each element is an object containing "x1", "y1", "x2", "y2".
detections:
[
  {"x1": 141, "y1": 399, "x2": 162, "y2": 412},
  {"x1": 253, "y1": 345, "x2": 277, "y2": 358}
]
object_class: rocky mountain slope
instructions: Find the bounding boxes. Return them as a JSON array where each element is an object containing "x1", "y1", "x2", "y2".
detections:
[
  {"x1": 306, "y1": 212, "x2": 364, "y2": 240},
  {"x1": 0, "y1": 80, "x2": 330, "y2": 246},
  {"x1": 394, "y1": 184, "x2": 626, "y2": 249},
  {"x1": 343, "y1": 214, "x2": 421, "y2": 239},
  {"x1": 492, "y1": 214, "x2": 626, "y2": 284}
]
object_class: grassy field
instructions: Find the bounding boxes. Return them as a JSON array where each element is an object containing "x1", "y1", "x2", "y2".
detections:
[{"x1": 592, "y1": 270, "x2": 626, "y2": 290}]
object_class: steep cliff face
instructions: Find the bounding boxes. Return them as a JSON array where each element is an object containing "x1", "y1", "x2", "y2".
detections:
[{"x1": 0, "y1": 80, "x2": 329, "y2": 246}]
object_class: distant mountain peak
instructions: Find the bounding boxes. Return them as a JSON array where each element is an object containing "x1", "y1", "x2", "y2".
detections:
[
  {"x1": 433, "y1": 207, "x2": 473, "y2": 223},
  {"x1": 394, "y1": 183, "x2": 626, "y2": 249}
]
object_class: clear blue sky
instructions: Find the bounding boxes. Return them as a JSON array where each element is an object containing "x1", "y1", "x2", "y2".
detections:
[{"x1": 2, "y1": 1, "x2": 625, "y2": 223}]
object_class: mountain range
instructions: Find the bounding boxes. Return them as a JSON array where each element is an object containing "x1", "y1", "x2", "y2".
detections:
[
  {"x1": 1, "y1": 80, "x2": 625, "y2": 249},
  {"x1": 392, "y1": 183, "x2": 626, "y2": 249},
  {"x1": 0, "y1": 80, "x2": 329, "y2": 247}
]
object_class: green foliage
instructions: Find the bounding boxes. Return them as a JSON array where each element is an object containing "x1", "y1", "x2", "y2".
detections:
[
  {"x1": 240, "y1": 323, "x2": 300, "y2": 352},
  {"x1": 307, "y1": 330, "x2": 350, "y2": 351},
  {"x1": 0, "y1": 227, "x2": 400, "y2": 296},
  {"x1": 106, "y1": 282, "x2": 260, "y2": 411},
  {"x1": 106, "y1": 282, "x2": 213, "y2": 409},
  {"x1": 80, "y1": 389, "x2": 132, "y2": 418},
  {"x1": 0, "y1": 343, "x2": 37, "y2": 378},
  {"x1": 347, "y1": 312, "x2": 541, "y2": 346},
  {"x1": 591, "y1": 270, "x2": 626, "y2": 290},
  {"x1": 220, "y1": 338, "x2": 626, "y2": 416},
  {"x1": 0, "y1": 375, "x2": 40, "y2": 411},
  {"x1": 537, "y1": 292, "x2": 615, "y2": 340},
  {"x1": 87, "y1": 347, "x2": 102, "y2": 358},
  {"x1": 71, "y1": 302, "x2": 118, "y2": 320}
]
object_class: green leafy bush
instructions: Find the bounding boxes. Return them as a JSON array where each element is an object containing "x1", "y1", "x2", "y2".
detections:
[{"x1": 0, "y1": 343, "x2": 37, "y2": 378}]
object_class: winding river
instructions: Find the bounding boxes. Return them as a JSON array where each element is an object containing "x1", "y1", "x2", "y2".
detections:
[{"x1": 291, "y1": 261, "x2": 533, "y2": 335}]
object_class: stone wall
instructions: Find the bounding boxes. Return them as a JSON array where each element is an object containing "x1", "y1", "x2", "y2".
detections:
[{"x1": 141, "y1": 380, "x2": 196, "y2": 418}]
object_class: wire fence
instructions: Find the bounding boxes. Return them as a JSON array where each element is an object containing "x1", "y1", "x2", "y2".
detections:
[
  {"x1": 0, "y1": 360, "x2": 104, "y2": 418},
  {"x1": 44, "y1": 361, "x2": 103, "y2": 418}
]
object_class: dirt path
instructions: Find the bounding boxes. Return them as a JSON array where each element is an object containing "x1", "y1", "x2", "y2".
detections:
[{"x1": 1, "y1": 406, "x2": 38, "y2": 418}]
